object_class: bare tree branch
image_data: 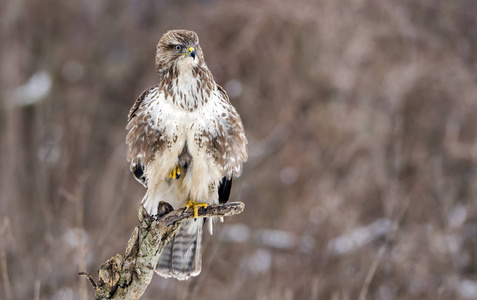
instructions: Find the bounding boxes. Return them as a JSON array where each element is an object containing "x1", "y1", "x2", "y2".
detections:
[{"x1": 81, "y1": 201, "x2": 244, "y2": 300}]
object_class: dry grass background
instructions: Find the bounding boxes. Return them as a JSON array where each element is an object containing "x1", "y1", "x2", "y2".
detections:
[{"x1": 1, "y1": 0, "x2": 477, "y2": 299}]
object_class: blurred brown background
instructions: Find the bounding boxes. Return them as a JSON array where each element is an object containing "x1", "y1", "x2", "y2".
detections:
[{"x1": 1, "y1": 0, "x2": 477, "y2": 299}]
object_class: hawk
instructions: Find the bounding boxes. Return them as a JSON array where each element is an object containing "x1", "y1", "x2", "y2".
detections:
[{"x1": 126, "y1": 30, "x2": 248, "y2": 280}]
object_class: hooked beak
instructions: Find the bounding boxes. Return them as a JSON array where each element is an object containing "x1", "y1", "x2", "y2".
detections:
[{"x1": 188, "y1": 47, "x2": 196, "y2": 59}]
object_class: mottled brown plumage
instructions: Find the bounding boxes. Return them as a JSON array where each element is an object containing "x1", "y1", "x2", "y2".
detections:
[{"x1": 125, "y1": 29, "x2": 248, "y2": 280}]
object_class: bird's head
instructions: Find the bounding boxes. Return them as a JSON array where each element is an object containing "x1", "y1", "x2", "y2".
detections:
[{"x1": 155, "y1": 29, "x2": 205, "y2": 74}]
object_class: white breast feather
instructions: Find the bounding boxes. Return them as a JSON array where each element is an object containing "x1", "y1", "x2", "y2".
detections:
[{"x1": 141, "y1": 75, "x2": 232, "y2": 212}]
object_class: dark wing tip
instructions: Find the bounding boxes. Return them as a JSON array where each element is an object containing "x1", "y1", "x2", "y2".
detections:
[
  {"x1": 218, "y1": 177, "x2": 233, "y2": 204},
  {"x1": 131, "y1": 163, "x2": 147, "y2": 187}
]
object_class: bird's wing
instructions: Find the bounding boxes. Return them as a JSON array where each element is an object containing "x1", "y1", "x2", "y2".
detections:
[
  {"x1": 125, "y1": 85, "x2": 162, "y2": 187},
  {"x1": 207, "y1": 85, "x2": 248, "y2": 179}
]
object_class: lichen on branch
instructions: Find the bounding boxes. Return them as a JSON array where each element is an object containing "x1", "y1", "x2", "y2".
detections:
[{"x1": 80, "y1": 201, "x2": 244, "y2": 300}]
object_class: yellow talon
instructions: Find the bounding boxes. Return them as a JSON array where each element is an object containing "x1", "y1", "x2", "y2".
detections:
[
  {"x1": 169, "y1": 165, "x2": 181, "y2": 179},
  {"x1": 184, "y1": 200, "x2": 208, "y2": 220}
]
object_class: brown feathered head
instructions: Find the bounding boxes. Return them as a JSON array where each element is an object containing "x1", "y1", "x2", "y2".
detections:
[{"x1": 155, "y1": 30, "x2": 206, "y2": 74}]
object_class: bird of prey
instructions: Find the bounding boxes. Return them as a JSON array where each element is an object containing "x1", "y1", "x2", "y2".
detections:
[{"x1": 125, "y1": 30, "x2": 248, "y2": 280}]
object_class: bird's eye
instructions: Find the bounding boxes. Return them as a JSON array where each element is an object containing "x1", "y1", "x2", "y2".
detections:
[{"x1": 174, "y1": 45, "x2": 182, "y2": 52}]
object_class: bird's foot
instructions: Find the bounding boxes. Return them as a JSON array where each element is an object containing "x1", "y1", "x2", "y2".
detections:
[
  {"x1": 168, "y1": 165, "x2": 181, "y2": 180},
  {"x1": 182, "y1": 200, "x2": 208, "y2": 221}
]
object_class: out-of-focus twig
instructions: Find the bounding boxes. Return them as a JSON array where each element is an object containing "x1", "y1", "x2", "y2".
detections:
[
  {"x1": 34, "y1": 279, "x2": 41, "y2": 300},
  {"x1": 357, "y1": 244, "x2": 386, "y2": 300},
  {"x1": 0, "y1": 218, "x2": 13, "y2": 300},
  {"x1": 81, "y1": 201, "x2": 244, "y2": 300},
  {"x1": 76, "y1": 176, "x2": 89, "y2": 300},
  {"x1": 94, "y1": 167, "x2": 130, "y2": 252},
  {"x1": 358, "y1": 187, "x2": 410, "y2": 300}
]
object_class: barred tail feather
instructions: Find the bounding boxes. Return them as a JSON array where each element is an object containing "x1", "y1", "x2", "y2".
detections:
[{"x1": 156, "y1": 219, "x2": 202, "y2": 280}]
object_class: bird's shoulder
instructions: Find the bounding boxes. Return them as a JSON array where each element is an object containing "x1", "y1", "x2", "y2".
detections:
[
  {"x1": 216, "y1": 84, "x2": 230, "y2": 103},
  {"x1": 127, "y1": 84, "x2": 160, "y2": 122}
]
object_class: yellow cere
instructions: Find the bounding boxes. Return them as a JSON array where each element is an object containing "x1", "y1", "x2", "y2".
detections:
[{"x1": 188, "y1": 47, "x2": 195, "y2": 53}]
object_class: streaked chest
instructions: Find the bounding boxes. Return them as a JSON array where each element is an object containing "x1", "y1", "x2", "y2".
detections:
[{"x1": 143, "y1": 88, "x2": 226, "y2": 152}]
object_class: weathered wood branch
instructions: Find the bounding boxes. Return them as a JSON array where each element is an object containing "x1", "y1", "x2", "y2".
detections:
[{"x1": 80, "y1": 201, "x2": 244, "y2": 300}]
